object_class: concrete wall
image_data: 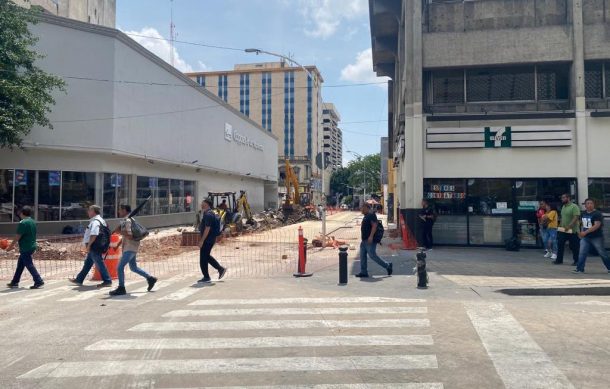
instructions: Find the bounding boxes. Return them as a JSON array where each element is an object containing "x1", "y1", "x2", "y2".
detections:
[{"x1": 586, "y1": 117, "x2": 610, "y2": 177}]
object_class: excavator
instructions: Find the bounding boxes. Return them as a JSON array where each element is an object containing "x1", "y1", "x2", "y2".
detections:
[
  {"x1": 207, "y1": 190, "x2": 256, "y2": 233},
  {"x1": 283, "y1": 159, "x2": 315, "y2": 219}
]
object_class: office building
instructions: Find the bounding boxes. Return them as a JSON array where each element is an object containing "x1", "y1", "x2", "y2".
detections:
[
  {"x1": 322, "y1": 103, "x2": 343, "y2": 172},
  {"x1": 370, "y1": 0, "x2": 610, "y2": 247},
  {"x1": 13, "y1": 0, "x2": 116, "y2": 28}
]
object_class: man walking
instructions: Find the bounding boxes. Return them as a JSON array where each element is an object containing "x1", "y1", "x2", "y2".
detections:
[
  {"x1": 419, "y1": 199, "x2": 436, "y2": 250},
  {"x1": 69, "y1": 205, "x2": 112, "y2": 287},
  {"x1": 109, "y1": 205, "x2": 157, "y2": 296},
  {"x1": 198, "y1": 198, "x2": 227, "y2": 283},
  {"x1": 573, "y1": 199, "x2": 610, "y2": 274},
  {"x1": 355, "y1": 203, "x2": 392, "y2": 278},
  {"x1": 5, "y1": 206, "x2": 44, "y2": 289},
  {"x1": 554, "y1": 193, "x2": 581, "y2": 265}
]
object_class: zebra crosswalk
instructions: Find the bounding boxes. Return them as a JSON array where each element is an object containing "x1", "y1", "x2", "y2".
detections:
[{"x1": 15, "y1": 293, "x2": 443, "y2": 388}]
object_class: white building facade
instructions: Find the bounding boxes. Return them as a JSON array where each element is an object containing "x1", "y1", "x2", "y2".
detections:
[{"x1": 0, "y1": 14, "x2": 277, "y2": 234}]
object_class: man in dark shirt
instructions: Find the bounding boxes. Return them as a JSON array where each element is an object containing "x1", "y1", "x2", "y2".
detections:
[
  {"x1": 355, "y1": 203, "x2": 392, "y2": 278},
  {"x1": 198, "y1": 199, "x2": 227, "y2": 283},
  {"x1": 574, "y1": 198, "x2": 610, "y2": 274},
  {"x1": 419, "y1": 199, "x2": 436, "y2": 250}
]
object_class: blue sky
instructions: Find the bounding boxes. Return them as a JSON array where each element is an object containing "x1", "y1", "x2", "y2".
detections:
[{"x1": 117, "y1": 0, "x2": 388, "y2": 164}]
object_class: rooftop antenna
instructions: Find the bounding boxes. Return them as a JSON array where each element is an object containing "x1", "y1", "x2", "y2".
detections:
[{"x1": 170, "y1": 0, "x2": 176, "y2": 67}]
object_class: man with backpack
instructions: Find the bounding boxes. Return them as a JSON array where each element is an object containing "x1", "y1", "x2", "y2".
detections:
[
  {"x1": 109, "y1": 204, "x2": 157, "y2": 296},
  {"x1": 355, "y1": 203, "x2": 392, "y2": 278},
  {"x1": 69, "y1": 205, "x2": 112, "y2": 287},
  {"x1": 198, "y1": 198, "x2": 227, "y2": 283}
]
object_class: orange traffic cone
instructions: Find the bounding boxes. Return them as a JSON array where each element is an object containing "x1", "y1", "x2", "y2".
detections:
[{"x1": 92, "y1": 233, "x2": 121, "y2": 280}]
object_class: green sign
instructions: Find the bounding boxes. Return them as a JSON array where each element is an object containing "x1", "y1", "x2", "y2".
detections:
[{"x1": 484, "y1": 127, "x2": 512, "y2": 148}]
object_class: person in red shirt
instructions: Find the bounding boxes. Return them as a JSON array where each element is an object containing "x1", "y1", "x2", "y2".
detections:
[{"x1": 537, "y1": 200, "x2": 549, "y2": 256}]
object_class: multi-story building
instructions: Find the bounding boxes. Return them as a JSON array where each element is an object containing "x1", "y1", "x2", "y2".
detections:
[
  {"x1": 186, "y1": 62, "x2": 327, "y2": 204},
  {"x1": 370, "y1": 0, "x2": 610, "y2": 247},
  {"x1": 13, "y1": 0, "x2": 116, "y2": 28},
  {"x1": 322, "y1": 103, "x2": 343, "y2": 172}
]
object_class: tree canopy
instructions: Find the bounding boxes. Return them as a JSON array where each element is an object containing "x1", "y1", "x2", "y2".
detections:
[
  {"x1": 0, "y1": 0, "x2": 65, "y2": 149},
  {"x1": 330, "y1": 153, "x2": 381, "y2": 203}
]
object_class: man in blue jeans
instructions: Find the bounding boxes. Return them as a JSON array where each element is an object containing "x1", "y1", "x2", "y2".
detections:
[
  {"x1": 109, "y1": 204, "x2": 157, "y2": 296},
  {"x1": 574, "y1": 198, "x2": 610, "y2": 274},
  {"x1": 6, "y1": 206, "x2": 44, "y2": 289},
  {"x1": 69, "y1": 205, "x2": 112, "y2": 287},
  {"x1": 355, "y1": 203, "x2": 392, "y2": 278}
]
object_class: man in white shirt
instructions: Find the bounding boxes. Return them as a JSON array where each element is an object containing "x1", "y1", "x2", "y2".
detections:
[{"x1": 69, "y1": 205, "x2": 112, "y2": 287}]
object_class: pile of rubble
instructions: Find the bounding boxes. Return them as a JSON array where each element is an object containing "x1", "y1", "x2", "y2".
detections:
[{"x1": 248, "y1": 207, "x2": 319, "y2": 232}]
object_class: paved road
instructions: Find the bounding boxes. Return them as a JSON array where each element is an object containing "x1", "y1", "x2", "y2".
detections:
[{"x1": 1, "y1": 229, "x2": 609, "y2": 388}]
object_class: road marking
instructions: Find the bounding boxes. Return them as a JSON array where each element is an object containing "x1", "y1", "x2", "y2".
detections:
[
  {"x1": 158, "y1": 286, "x2": 202, "y2": 301},
  {"x1": 466, "y1": 302, "x2": 575, "y2": 389},
  {"x1": 129, "y1": 274, "x2": 187, "y2": 294},
  {"x1": 189, "y1": 297, "x2": 426, "y2": 306},
  {"x1": 59, "y1": 281, "x2": 141, "y2": 302},
  {"x1": 86, "y1": 335, "x2": 434, "y2": 350},
  {"x1": 567, "y1": 300, "x2": 610, "y2": 306},
  {"x1": 19, "y1": 355, "x2": 438, "y2": 379},
  {"x1": 172, "y1": 385, "x2": 444, "y2": 389},
  {"x1": 128, "y1": 319, "x2": 431, "y2": 332},
  {"x1": 16, "y1": 286, "x2": 72, "y2": 303},
  {"x1": 163, "y1": 306, "x2": 428, "y2": 318},
  {"x1": 0, "y1": 280, "x2": 66, "y2": 300}
]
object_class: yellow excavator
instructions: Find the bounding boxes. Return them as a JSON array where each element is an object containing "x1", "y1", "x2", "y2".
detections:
[
  {"x1": 237, "y1": 190, "x2": 255, "y2": 226},
  {"x1": 283, "y1": 159, "x2": 315, "y2": 219}
]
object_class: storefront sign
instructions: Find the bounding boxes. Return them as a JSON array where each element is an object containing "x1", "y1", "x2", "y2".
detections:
[
  {"x1": 15, "y1": 170, "x2": 28, "y2": 186},
  {"x1": 426, "y1": 126, "x2": 572, "y2": 149},
  {"x1": 518, "y1": 201, "x2": 539, "y2": 211},
  {"x1": 49, "y1": 171, "x2": 61, "y2": 186},
  {"x1": 425, "y1": 184, "x2": 465, "y2": 199},
  {"x1": 224, "y1": 123, "x2": 264, "y2": 151}
]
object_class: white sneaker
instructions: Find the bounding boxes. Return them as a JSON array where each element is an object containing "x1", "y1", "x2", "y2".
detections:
[
  {"x1": 551, "y1": 254, "x2": 557, "y2": 260},
  {"x1": 544, "y1": 252, "x2": 552, "y2": 258}
]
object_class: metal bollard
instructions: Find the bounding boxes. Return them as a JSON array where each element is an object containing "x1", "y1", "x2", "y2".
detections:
[
  {"x1": 338, "y1": 245, "x2": 348, "y2": 285},
  {"x1": 416, "y1": 248, "x2": 428, "y2": 289}
]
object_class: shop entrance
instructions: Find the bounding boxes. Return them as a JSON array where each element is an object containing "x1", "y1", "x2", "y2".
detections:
[{"x1": 424, "y1": 178, "x2": 577, "y2": 247}]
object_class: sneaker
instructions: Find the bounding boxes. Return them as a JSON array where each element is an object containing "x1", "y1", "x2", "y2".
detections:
[
  {"x1": 6, "y1": 282, "x2": 18, "y2": 288},
  {"x1": 551, "y1": 254, "x2": 557, "y2": 260},
  {"x1": 198, "y1": 277, "x2": 212, "y2": 284},
  {"x1": 387, "y1": 263, "x2": 393, "y2": 276},
  {"x1": 68, "y1": 278, "x2": 83, "y2": 286},
  {"x1": 218, "y1": 267, "x2": 227, "y2": 280},
  {"x1": 30, "y1": 282, "x2": 44, "y2": 289},
  {"x1": 572, "y1": 269, "x2": 584, "y2": 274},
  {"x1": 146, "y1": 276, "x2": 157, "y2": 292},
  {"x1": 544, "y1": 252, "x2": 552, "y2": 258},
  {"x1": 109, "y1": 286, "x2": 126, "y2": 296},
  {"x1": 354, "y1": 273, "x2": 369, "y2": 278},
  {"x1": 96, "y1": 281, "x2": 112, "y2": 288}
]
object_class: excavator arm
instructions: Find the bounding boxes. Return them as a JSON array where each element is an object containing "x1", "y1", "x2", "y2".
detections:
[{"x1": 284, "y1": 159, "x2": 300, "y2": 206}]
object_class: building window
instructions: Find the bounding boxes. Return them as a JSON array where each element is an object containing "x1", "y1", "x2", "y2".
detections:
[
  {"x1": 0, "y1": 169, "x2": 14, "y2": 222},
  {"x1": 38, "y1": 171, "x2": 61, "y2": 222},
  {"x1": 12, "y1": 170, "x2": 35, "y2": 222},
  {"x1": 589, "y1": 178, "x2": 610, "y2": 213},
  {"x1": 196, "y1": 75, "x2": 206, "y2": 87},
  {"x1": 585, "y1": 62, "x2": 603, "y2": 99},
  {"x1": 432, "y1": 70, "x2": 464, "y2": 104},
  {"x1": 169, "y1": 179, "x2": 184, "y2": 213},
  {"x1": 467, "y1": 66, "x2": 535, "y2": 102},
  {"x1": 103, "y1": 173, "x2": 130, "y2": 219},
  {"x1": 537, "y1": 64, "x2": 569, "y2": 100},
  {"x1": 423, "y1": 179, "x2": 468, "y2": 245},
  {"x1": 467, "y1": 179, "x2": 514, "y2": 245},
  {"x1": 61, "y1": 172, "x2": 95, "y2": 221},
  {"x1": 136, "y1": 176, "x2": 194, "y2": 216},
  {"x1": 307, "y1": 74, "x2": 313, "y2": 159},
  {"x1": 240, "y1": 73, "x2": 250, "y2": 116},
  {"x1": 261, "y1": 72, "x2": 272, "y2": 131},
  {"x1": 184, "y1": 181, "x2": 195, "y2": 212},
  {"x1": 218, "y1": 74, "x2": 228, "y2": 102},
  {"x1": 284, "y1": 71, "x2": 295, "y2": 157}
]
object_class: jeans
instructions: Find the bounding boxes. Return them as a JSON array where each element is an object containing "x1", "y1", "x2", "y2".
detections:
[
  {"x1": 545, "y1": 228, "x2": 558, "y2": 253},
  {"x1": 576, "y1": 236, "x2": 610, "y2": 272},
  {"x1": 117, "y1": 251, "x2": 150, "y2": 287},
  {"x1": 200, "y1": 239, "x2": 222, "y2": 279},
  {"x1": 11, "y1": 251, "x2": 43, "y2": 285},
  {"x1": 540, "y1": 227, "x2": 549, "y2": 248},
  {"x1": 422, "y1": 222, "x2": 434, "y2": 249},
  {"x1": 359, "y1": 241, "x2": 390, "y2": 274},
  {"x1": 75, "y1": 250, "x2": 111, "y2": 283},
  {"x1": 556, "y1": 231, "x2": 580, "y2": 264}
]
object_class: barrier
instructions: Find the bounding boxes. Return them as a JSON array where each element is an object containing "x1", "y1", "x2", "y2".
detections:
[
  {"x1": 293, "y1": 226, "x2": 312, "y2": 277},
  {"x1": 399, "y1": 213, "x2": 418, "y2": 250},
  {"x1": 92, "y1": 233, "x2": 121, "y2": 280},
  {"x1": 338, "y1": 245, "x2": 348, "y2": 285}
]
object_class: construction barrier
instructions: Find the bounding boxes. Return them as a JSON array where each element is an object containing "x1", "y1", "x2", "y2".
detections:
[
  {"x1": 92, "y1": 233, "x2": 121, "y2": 280},
  {"x1": 293, "y1": 226, "x2": 312, "y2": 277}
]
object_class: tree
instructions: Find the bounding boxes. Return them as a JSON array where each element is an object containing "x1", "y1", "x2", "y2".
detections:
[
  {"x1": 0, "y1": 0, "x2": 65, "y2": 149},
  {"x1": 329, "y1": 153, "x2": 382, "y2": 199}
]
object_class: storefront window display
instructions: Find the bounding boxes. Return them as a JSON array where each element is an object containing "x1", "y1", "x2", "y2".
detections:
[
  {"x1": 38, "y1": 171, "x2": 61, "y2": 221},
  {"x1": 0, "y1": 169, "x2": 14, "y2": 222},
  {"x1": 424, "y1": 179, "x2": 468, "y2": 245},
  {"x1": 62, "y1": 172, "x2": 95, "y2": 220},
  {"x1": 588, "y1": 178, "x2": 610, "y2": 243},
  {"x1": 467, "y1": 179, "x2": 513, "y2": 245},
  {"x1": 14, "y1": 170, "x2": 36, "y2": 221},
  {"x1": 136, "y1": 176, "x2": 195, "y2": 216},
  {"x1": 103, "y1": 173, "x2": 131, "y2": 219}
]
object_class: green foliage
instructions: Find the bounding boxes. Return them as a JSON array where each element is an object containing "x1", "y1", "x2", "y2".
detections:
[
  {"x1": 330, "y1": 153, "x2": 381, "y2": 198},
  {"x1": 0, "y1": 0, "x2": 65, "y2": 149}
]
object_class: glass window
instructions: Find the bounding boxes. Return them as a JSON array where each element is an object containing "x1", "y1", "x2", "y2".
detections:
[
  {"x1": 432, "y1": 70, "x2": 464, "y2": 104},
  {"x1": 467, "y1": 66, "x2": 535, "y2": 102},
  {"x1": 423, "y1": 179, "x2": 468, "y2": 245},
  {"x1": 61, "y1": 172, "x2": 95, "y2": 220},
  {"x1": 588, "y1": 178, "x2": 610, "y2": 213},
  {"x1": 467, "y1": 179, "x2": 513, "y2": 245},
  {"x1": 136, "y1": 176, "x2": 154, "y2": 216},
  {"x1": 103, "y1": 173, "x2": 131, "y2": 219},
  {"x1": 169, "y1": 179, "x2": 184, "y2": 213},
  {"x1": 537, "y1": 64, "x2": 569, "y2": 100},
  {"x1": 157, "y1": 178, "x2": 169, "y2": 215},
  {"x1": 585, "y1": 62, "x2": 603, "y2": 99},
  {"x1": 14, "y1": 170, "x2": 35, "y2": 218},
  {"x1": 38, "y1": 171, "x2": 61, "y2": 222},
  {"x1": 0, "y1": 169, "x2": 14, "y2": 222},
  {"x1": 184, "y1": 181, "x2": 195, "y2": 212}
]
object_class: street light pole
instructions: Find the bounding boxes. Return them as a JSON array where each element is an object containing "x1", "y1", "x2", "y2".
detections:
[{"x1": 245, "y1": 48, "x2": 326, "y2": 240}]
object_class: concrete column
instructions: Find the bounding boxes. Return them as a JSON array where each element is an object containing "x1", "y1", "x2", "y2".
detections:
[{"x1": 572, "y1": 0, "x2": 588, "y2": 203}]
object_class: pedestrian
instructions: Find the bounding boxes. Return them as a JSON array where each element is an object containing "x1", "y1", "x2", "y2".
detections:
[
  {"x1": 537, "y1": 200, "x2": 548, "y2": 255},
  {"x1": 542, "y1": 202, "x2": 559, "y2": 260},
  {"x1": 198, "y1": 198, "x2": 227, "y2": 283},
  {"x1": 573, "y1": 199, "x2": 610, "y2": 274},
  {"x1": 5, "y1": 206, "x2": 44, "y2": 289},
  {"x1": 69, "y1": 205, "x2": 112, "y2": 287},
  {"x1": 419, "y1": 199, "x2": 436, "y2": 250},
  {"x1": 355, "y1": 203, "x2": 393, "y2": 278},
  {"x1": 109, "y1": 205, "x2": 157, "y2": 296},
  {"x1": 554, "y1": 193, "x2": 581, "y2": 265}
]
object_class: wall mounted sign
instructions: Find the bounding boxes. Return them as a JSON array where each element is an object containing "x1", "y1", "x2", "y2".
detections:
[
  {"x1": 425, "y1": 184, "x2": 465, "y2": 199},
  {"x1": 225, "y1": 123, "x2": 264, "y2": 151},
  {"x1": 426, "y1": 126, "x2": 572, "y2": 149}
]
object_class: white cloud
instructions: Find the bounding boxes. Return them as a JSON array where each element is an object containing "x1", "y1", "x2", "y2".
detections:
[
  {"x1": 298, "y1": 0, "x2": 368, "y2": 39},
  {"x1": 123, "y1": 27, "x2": 195, "y2": 73},
  {"x1": 340, "y1": 48, "x2": 389, "y2": 86},
  {"x1": 197, "y1": 61, "x2": 210, "y2": 72}
]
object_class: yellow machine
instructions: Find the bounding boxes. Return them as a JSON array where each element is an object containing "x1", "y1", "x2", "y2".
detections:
[
  {"x1": 284, "y1": 159, "x2": 301, "y2": 207},
  {"x1": 237, "y1": 190, "x2": 255, "y2": 225}
]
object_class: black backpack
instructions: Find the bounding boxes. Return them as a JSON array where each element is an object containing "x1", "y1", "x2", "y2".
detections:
[
  {"x1": 90, "y1": 220, "x2": 111, "y2": 253},
  {"x1": 373, "y1": 219, "x2": 385, "y2": 243}
]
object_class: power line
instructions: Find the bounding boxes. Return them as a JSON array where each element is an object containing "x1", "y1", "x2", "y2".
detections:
[{"x1": 123, "y1": 32, "x2": 245, "y2": 52}]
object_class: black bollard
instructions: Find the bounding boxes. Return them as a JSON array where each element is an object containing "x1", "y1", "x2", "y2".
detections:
[
  {"x1": 416, "y1": 249, "x2": 428, "y2": 289},
  {"x1": 338, "y1": 245, "x2": 348, "y2": 285}
]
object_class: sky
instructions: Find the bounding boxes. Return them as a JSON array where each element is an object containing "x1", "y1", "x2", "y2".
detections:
[{"x1": 116, "y1": 0, "x2": 389, "y2": 165}]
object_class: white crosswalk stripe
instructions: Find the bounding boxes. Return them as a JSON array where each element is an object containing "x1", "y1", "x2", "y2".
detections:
[
  {"x1": 157, "y1": 285, "x2": 203, "y2": 301},
  {"x1": 189, "y1": 297, "x2": 426, "y2": 305},
  {"x1": 128, "y1": 274, "x2": 188, "y2": 294},
  {"x1": 185, "y1": 385, "x2": 444, "y2": 389},
  {"x1": 163, "y1": 306, "x2": 427, "y2": 317},
  {"x1": 59, "y1": 280, "x2": 142, "y2": 302},
  {"x1": 128, "y1": 318, "x2": 431, "y2": 332}
]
